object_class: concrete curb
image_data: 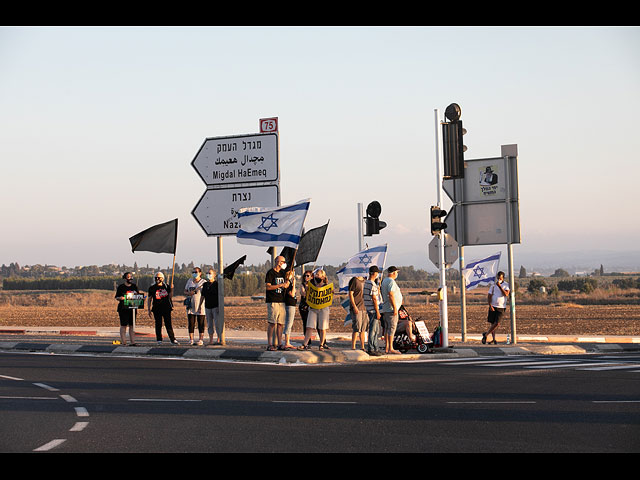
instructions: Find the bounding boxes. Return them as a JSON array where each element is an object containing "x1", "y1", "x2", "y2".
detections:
[{"x1": 1, "y1": 327, "x2": 639, "y2": 364}]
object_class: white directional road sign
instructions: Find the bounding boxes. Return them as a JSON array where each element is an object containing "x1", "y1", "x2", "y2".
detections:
[
  {"x1": 191, "y1": 133, "x2": 279, "y2": 186},
  {"x1": 192, "y1": 185, "x2": 279, "y2": 236}
]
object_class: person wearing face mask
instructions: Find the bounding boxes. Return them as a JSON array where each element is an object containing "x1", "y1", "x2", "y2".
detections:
[
  {"x1": 264, "y1": 255, "x2": 289, "y2": 351},
  {"x1": 115, "y1": 272, "x2": 140, "y2": 346},
  {"x1": 198, "y1": 268, "x2": 224, "y2": 346},
  {"x1": 184, "y1": 266, "x2": 206, "y2": 345},
  {"x1": 282, "y1": 268, "x2": 297, "y2": 350},
  {"x1": 147, "y1": 272, "x2": 178, "y2": 345}
]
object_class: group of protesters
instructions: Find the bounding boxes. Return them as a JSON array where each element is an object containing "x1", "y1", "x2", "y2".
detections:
[
  {"x1": 263, "y1": 255, "x2": 408, "y2": 355},
  {"x1": 113, "y1": 267, "x2": 224, "y2": 347},
  {"x1": 114, "y1": 258, "x2": 511, "y2": 351}
]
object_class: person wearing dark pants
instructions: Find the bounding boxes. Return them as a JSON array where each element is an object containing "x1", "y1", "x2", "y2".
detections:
[
  {"x1": 148, "y1": 272, "x2": 178, "y2": 345},
  {"x1": 482, "y1": 271, "x2": 510, "y2": 345}
]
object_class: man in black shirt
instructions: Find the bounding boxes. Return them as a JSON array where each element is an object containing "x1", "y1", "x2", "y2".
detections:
[
  {"x1": 265, "y1": 255, "x2": 290, "y2": 351},
  {"x1": 148, "y1": 272, "x2": 178, "y2": 345}
]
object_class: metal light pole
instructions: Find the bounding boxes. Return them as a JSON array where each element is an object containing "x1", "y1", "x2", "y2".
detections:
[{"x1": 434, "y1": 109, "x2": 448, "y2": 348}]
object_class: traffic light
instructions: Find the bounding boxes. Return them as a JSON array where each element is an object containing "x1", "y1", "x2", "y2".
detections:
[
  {"x1": 430, "y1": 205, "x2": 447, "y2": 235},
  {"x1": 442, "y1": 103, "x2": 467, "y2": 179},
  {"x1": 364, "y1": 201, "x2": 387, "y2": 236}
]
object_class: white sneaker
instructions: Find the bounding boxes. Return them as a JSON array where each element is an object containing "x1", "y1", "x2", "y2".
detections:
[
  {"x1": 197, "y1": 340, "x2": 204, "y2": 346},
  {"x1": 171, "y1": 339, "x2": 179, "y2": 345}
]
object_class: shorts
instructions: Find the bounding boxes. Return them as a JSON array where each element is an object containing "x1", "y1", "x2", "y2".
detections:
[
  {"x1": 350, "y1": 308, "x2": 368, "y2": 333},
  {"x1": 487, "y1": 307, "x2": 506, "y2": 324},
  {"x1": 382, "y1": 311, "x2": 398, "y2": 337},
  {"x1": 118, "y1": 309, "x2": 134, "y2": 327},
  {"x1": 267, "y1": 302, "x2": 285, "y2": 325},
  {"x1": 306, "y1": 307, "x2": 330, "y2": 330}
]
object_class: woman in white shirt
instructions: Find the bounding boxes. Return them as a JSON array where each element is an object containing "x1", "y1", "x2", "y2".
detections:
[{"x1": 184, "y1": 267, "x2": 206, "y2": 345}]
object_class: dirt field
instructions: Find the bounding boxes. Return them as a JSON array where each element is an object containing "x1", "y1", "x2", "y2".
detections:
[{"x1": 1, "y1": 290, "x2": 639, "y2": 336}]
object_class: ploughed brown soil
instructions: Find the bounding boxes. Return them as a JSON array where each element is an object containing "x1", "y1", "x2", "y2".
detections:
[{"x1": 1, "y1": 290, "x2": 639, "y2": 337}]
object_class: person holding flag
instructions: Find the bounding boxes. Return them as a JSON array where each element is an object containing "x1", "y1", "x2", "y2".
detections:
[
  {"x1": 335, "y1": 244, "x2": 388, "y2": 292},
  {"x1": 236, "y1": 199, "x2": 310, "y2": 351},
  {"x1": 147, "y1": 272, "x2": 178, "y2": 345},
  {"x1": 264, "y1": 256, "x2": 290, "y2": 351}
]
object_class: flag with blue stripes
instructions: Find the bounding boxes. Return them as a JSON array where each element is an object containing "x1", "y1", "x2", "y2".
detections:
[
  {"x1": 236, "y1": 199, "x2": 310, "y2": 249},
  {"x1": 462, "y1": 252, "x2": 501, "y2": 291},
  {"x1": 336, "y1": 244, "x2": 388, "y2": 292}
]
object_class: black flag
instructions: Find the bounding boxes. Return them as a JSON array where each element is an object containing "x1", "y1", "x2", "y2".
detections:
[
  {"x1": 292, "y1": 221, "x2": 329, "y2": 267},
  {"x1": 129, "y1": 219, "x2": 178, "y2": 254},
  {"x1": 223, "y1": 255, "x2": 247, "y2": 280}
]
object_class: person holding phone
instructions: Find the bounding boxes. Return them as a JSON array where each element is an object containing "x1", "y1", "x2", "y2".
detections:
[{"x1": 483, "y1": 271, "x2": 510, "y2": 345}]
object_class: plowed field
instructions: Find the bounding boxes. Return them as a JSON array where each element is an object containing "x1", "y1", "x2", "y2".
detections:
[{"x1": 1, "y1": 290, "x2": 639, "y2": 336}]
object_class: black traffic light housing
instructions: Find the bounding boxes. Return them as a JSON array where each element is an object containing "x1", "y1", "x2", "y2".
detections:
[
  {"x1": 442, "y1": 103, "x2": 466, "y2": 179},
  {"x1": 364, "y1": 201, "x2": 387, "y2": 236},
  {"x1": 430, "y1": 205, "x2": 447, "y2": 235}
]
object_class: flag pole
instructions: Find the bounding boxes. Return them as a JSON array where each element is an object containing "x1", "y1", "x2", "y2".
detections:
[{"x1": 170, "y1": 254, "x2": 176, "y2": 290}]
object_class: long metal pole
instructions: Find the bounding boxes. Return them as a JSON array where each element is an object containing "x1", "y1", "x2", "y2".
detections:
[
  {"x1": 459, "y1": 245, "x2": 466, "y2": 342},
  {"x1": 434, "y1": 109, "x2": 448, "y2": 348},
  {"x1": 504, "y1": 154, "x2": 516, "y2": 344},
  {"x1": 217, "y1": 235, "x2": 224, "y2": 330},
  {"x1": 357, "y1": 202, "x2": 363, "y2": 251}
]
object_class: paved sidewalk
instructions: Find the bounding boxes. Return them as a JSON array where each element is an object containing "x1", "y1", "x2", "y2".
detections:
[{"x1": 1, "y1": 326, "x2": 639, "y2": 364}]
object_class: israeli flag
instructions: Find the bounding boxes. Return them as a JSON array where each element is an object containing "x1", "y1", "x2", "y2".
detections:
[
  {"x1": 336, "y1": 244, "x2": 388, "y2": 292},
  {"x1": 462, "y1": 252, "x2": 501, "y2": 291},
  {"x1": 236, "y1": 199, "x2": 310, "y2": 249}
]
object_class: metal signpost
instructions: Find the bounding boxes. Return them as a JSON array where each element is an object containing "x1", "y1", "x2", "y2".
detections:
[
  {"x1": 191, "y1": 121, "x2": 280, "y2": 329},
  {"x1": 442, "y1": 144, "x2": 520, "y2": 343}
]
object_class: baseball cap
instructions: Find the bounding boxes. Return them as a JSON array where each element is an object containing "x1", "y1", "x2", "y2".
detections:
[
  {"x1": 369, "y1": 265, "x2": 380, "y2": 273},
  {"x1": 387, "y1": 266, "x2": 400, "y2": 273}
]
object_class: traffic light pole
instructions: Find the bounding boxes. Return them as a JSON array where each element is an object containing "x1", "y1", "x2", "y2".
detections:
[
  {"x1": 434, "y1": 109, "x2": 449, "y2": 348},
  {"x1": 357, "y1": 202, "x2": 364, "y2": 251}
]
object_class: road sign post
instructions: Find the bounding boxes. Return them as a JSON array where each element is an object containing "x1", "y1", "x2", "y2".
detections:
[{"x1": 191, "y1": 126, "x2": 281, "y2": 336}]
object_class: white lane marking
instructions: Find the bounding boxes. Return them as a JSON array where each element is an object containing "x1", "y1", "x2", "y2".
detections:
[
  {"x1": 593, "y1": 400, "x2": 640, "y2": 403},
  {"x1": 0, "y1": 374, "x2": 24, "y2": 381},
  {"x1": 523, "y1": 362, "x2": 627, "y2": 370},
  {"x1": 60, "y1": 394, "x2": 77, "y2": 403},
  {"x1": 271, "y1": 400, "x2": 358, "y2": 404},
  {"x1": 70, "y1": 422, "x2": 89, "y2": 432},
  {"x1": 34, "y1": 382, "x2": 59, "y2": 391},
  {"x1": 487, "y1": 360, "x2": 580, "y2": 367},
  {"x1": 447, "y1": 401, "x2": 536, "y2": 404},
  {"x1": 33, "y1": 439, "x2": 66, "y2": 452},
  {"x1": 0, "y1": 395, "x2": 57, "y2": 400},
  {"x1": 577, "y1": 364, "x2": 640, "y2": 371},
  {"x1": 74, "y1": 407, "x2": 89, "y2": 417},
  {"x1": 128, "y1": 398, "x2": 202, "y2": 402}
]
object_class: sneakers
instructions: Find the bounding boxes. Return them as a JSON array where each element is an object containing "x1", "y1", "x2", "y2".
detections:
[{"x1": 170, "y1": 339, "x2": 179, "y2": 345}]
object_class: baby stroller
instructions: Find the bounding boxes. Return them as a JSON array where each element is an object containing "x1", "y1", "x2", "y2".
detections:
[{"x1": 393, "y1": 305, "x2": 434, "y2": 354}]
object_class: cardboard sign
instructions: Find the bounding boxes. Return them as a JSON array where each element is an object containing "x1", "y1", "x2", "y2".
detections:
[
  {"x1": 124, "y1": 293, "x2": 145, "y2": 309},
  {"x1": 306, "y1": 282, "x2": 333, "y2": 310}
]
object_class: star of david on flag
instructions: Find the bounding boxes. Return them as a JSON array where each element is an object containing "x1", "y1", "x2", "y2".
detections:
[
  {"x1": 462, "y1": 252, "x2": 501, "y2": 291},
  {"x1": 336, "y1": 244, "x2": 388, "y2": 292},
  {"x1": 236, "y1": 199, "x2": 310, "y2": 249}
]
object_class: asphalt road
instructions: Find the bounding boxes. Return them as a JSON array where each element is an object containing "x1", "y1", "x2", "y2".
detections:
[{"x1": 1, "y1": 351, "x2": 639, "y2": 453}]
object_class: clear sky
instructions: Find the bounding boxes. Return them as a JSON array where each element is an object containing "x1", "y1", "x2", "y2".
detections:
[{"x1": 1, "y1": 26, "x2": 639, "y2": 272}]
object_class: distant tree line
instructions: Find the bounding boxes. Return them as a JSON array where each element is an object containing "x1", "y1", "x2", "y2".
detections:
[{"x1": 1, "y1": 262, "x2": 442, "y2": 294}]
